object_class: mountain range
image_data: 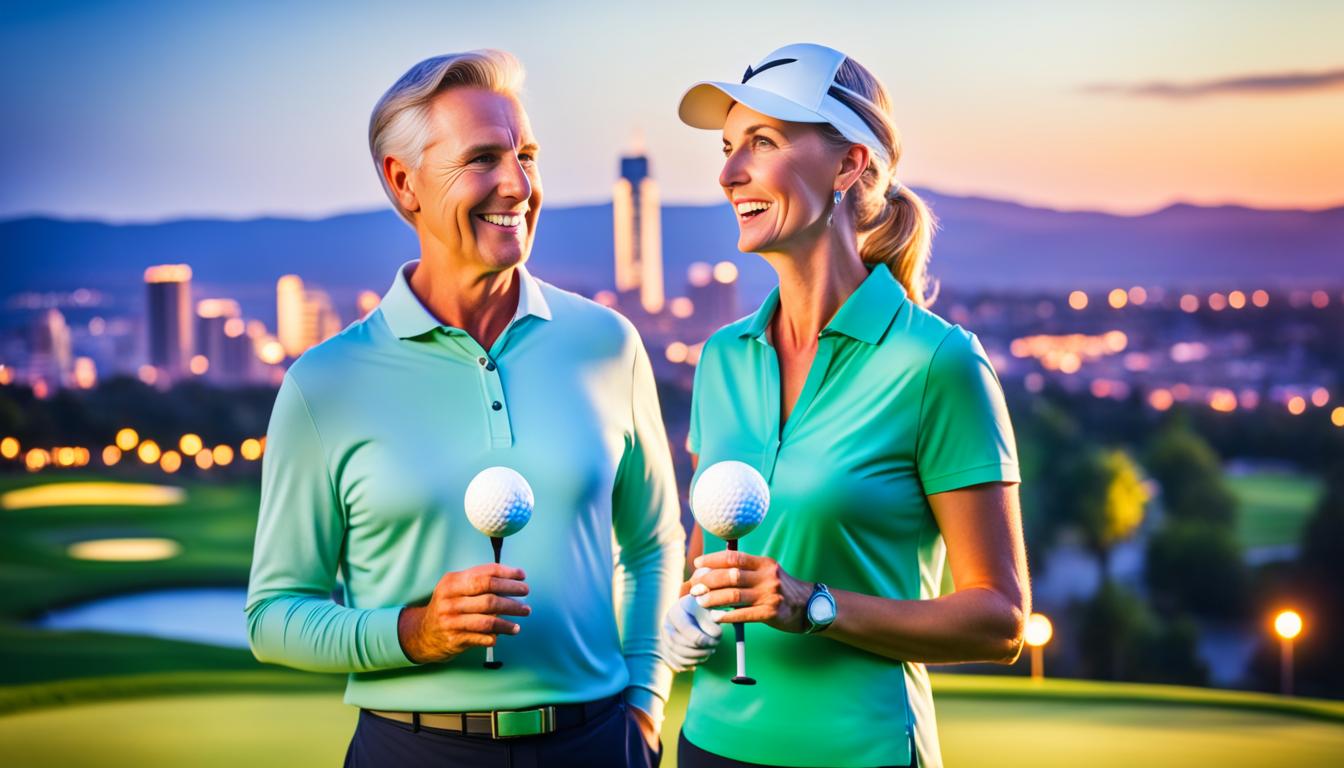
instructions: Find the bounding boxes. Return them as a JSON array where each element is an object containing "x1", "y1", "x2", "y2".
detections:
[{"x1": 3, "y1": 190, "x2": 1341, "y2": 325}]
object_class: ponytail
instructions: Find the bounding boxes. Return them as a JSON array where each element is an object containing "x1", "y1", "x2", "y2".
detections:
[
  {"x1": 820, "y1": 58, "x2": 940, "y2": 307},
  {"x1": 859, "y1": 181, "x2": 939, "y2": 307}
]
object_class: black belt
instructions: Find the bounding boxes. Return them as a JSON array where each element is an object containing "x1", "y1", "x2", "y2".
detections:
[{"x1": 366, "y1": 694, "x2": 621, "y2": 739}]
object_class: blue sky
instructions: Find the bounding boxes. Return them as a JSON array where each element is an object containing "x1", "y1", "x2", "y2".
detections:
[{"x1": 2, "y1": 0, "x2": 1342, "y2": 221}]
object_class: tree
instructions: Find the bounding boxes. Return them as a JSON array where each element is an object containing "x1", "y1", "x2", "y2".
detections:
[
  {"x1": 1145, "y1": 519, "x2": 1248, "y2": 620},
  {"x1": 1075, "y1": 582, "x2": 1207, "y2": 684},
  {"x1": 1073, "y1": 447, "x2": 1149, "y2": 588},
  {"x1": 1144, "y1": 418, "x2": 1237, "y2": 526}
]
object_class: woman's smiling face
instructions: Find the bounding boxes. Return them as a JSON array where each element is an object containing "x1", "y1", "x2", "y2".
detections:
[{"x1": 719, "y1": 102, "x2": 844, "y2": 255}]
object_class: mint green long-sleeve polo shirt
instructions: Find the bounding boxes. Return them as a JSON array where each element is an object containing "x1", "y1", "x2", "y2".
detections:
[{"x1": 244, "y1": 260, "x2": 684, "y2": 722}]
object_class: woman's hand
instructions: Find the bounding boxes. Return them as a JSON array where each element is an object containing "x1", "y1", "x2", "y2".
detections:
[{"x1": 688, "y1": 550, "x2": 813, "y2": 632}]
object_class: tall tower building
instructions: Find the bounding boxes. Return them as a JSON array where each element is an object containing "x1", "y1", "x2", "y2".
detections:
[
  {"x1": 144, "y1": 264, "x2": 193, "y2": 379},
  {"x1": 612, "y1": 152, "x2": 664, "y2": 314}
]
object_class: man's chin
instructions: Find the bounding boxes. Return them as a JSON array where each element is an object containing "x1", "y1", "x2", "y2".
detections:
[{"x1": 483, "y1": 248, "x2": 529, "y2": 271}]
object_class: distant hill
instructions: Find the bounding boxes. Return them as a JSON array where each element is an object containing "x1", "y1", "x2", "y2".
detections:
[{"x1": 3, "y1": 191, "x2": 1341, "y2": 324}]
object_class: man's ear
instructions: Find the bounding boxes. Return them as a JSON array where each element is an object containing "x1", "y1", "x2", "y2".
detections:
[{"x1": 382, "y1": 155, "x2": 420, "y2": 214}]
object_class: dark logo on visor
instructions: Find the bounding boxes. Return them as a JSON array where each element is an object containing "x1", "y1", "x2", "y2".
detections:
[{"x1": 742, "y1": 58, "x2": 797, "y2": 84}]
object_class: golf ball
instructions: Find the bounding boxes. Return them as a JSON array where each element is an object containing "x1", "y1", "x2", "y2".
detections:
[
  {"x1": 464, "y1": 466, "x2": 534, "y2": 537},
  {"x1": 691, "y1": 460, "x2": 769, "y2": 540}
]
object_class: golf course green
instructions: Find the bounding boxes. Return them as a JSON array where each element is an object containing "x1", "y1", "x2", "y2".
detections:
[
  {"x1": 2, "y1": 474, "x2": 1341, "y2": 766},
  {"x1": 1, "y1": 673, "x2": 1342, "y2": 766}
]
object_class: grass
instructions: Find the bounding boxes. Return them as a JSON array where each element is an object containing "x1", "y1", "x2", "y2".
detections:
[
  {"x1": 1226, "y1": 469, "x2": 1324, "y2": 550},
  {"x1": 3, "y1": 472, "x2": 1342, "y2": 765},
  {"x1": 0, "y1": 673, "x2": 1341, "y2": 767},
  {"x1": 0, "y1": 471, "x2": 261, "y2": 686},
  {"x1": 0, "y1": 471, "x2": 257, "y2": 621}
]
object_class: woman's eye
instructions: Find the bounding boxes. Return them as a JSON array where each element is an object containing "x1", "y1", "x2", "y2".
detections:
[
  {"x1": 721, "y1": 146, "x2": 732, "y2": 157},
  {"x1": 518, "y1": 153, "x2": 536, "y2": 163},
  {"x1": 753, "y1": 136, "x2": 774, "y2": 149}
]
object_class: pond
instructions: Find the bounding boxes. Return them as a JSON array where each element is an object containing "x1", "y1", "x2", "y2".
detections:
[{"x1": 33, "y1": 587, "x2": 251, "y2": 649}]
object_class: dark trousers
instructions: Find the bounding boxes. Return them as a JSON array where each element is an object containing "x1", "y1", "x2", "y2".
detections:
[
  {"x1": 344, "y1": 696, "x2": 661, "y2": 768},
  {"x1": 677, "y1": 730, "x2": 911, "y2": 768}
]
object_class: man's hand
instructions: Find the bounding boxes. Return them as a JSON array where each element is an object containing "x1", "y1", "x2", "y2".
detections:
[
  {"x1": 630, "y1": 704, "x2": 660, "y2": 751},
  {"x1": 397, "y1": 563, "x2": 530, "y2": 663}
]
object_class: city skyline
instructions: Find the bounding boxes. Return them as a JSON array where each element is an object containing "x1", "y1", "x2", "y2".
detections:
[{"x1": 2, "y1": 1, "x2": 1342, "y2": 223}]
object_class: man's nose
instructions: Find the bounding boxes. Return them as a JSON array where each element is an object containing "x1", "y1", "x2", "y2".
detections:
[{"x1": 498, "y1": 154, "x2": 532, "y2": 201}]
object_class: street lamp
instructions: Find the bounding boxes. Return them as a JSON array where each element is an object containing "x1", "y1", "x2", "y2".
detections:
[
  {"x1": 1024, "y1": 613, "x2": 1053, "y2": 682},
  {"x1": 1274, "y1": 609, "x2": 1303, "y2": 696}
]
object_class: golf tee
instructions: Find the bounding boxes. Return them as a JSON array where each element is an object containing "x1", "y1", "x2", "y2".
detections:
[{"x1": 735, "y1": 628, "x2": 747, "y2": 678}]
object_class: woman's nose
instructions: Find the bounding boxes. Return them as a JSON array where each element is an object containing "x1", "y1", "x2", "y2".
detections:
[{"x1": 719, "y1": 149, "x2": 749, "y2": 190}]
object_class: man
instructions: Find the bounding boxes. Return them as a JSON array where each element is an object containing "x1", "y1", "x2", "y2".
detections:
[{"x1": 245, "y1": 49, "x2": 682, "y2": 767}]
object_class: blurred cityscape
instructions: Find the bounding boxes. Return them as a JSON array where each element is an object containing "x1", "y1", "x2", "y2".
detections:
[{"x1": 2, "y1": 148, "x2": 1343, "y2": 704}]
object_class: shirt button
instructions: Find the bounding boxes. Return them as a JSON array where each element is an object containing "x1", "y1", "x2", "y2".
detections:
[
  {"x1": 491, "y1": 401, "x2": 503, "y2": 411},
  {"x1": 485, "y1": 361, "x2": 496, "y2": 372},
  {"x1": 478, "y1": 357, "x2": 487, "y2": 366}
]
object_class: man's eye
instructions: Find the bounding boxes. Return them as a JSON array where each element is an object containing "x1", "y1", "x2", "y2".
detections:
[{"x1": 471, "y1": 154, "x2": 494, "y2": 164}]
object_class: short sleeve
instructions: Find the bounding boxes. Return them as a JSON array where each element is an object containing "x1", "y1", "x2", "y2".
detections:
[
  {"x1": 687, "y1": 345, "x2": 706, "y2": 455},
  {"x1": 916, "y1": 328, "x2": 1020, "y2": 496}
]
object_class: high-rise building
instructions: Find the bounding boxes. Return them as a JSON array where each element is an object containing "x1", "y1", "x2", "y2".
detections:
[
  {"x1": 196, "y1": 298, "x2": 254, "y2": 384},
  {"x1": 301, "y1": 289, "x2": 342, "y2": 351},
  {"x1": 686, "y1": 260, "x2": 740, "y2": 332},
  {"x1": 277, "y1": 274, "x2": 306, "y2": 358},
  {"x1": 275, "y1": 274, "x2": 342, "y2": 359},
  {"x1": 612, "y1": 153, "x2": 665, "y2": 314},
  {"x1": 29, "y1": 307, "x2": 72, "y2": 388},
  {"x1": 144, "y1": 264, "x2": 193, "y2": 380}
]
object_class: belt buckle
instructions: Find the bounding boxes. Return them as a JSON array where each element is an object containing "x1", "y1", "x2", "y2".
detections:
[{"x1": 490, "y1": 706, "x2": 555, "y2": 739}]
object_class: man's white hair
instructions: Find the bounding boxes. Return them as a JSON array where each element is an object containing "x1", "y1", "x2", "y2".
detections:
[{"x1": 368, "y1": 50, "x2": 526, "y2": 225}]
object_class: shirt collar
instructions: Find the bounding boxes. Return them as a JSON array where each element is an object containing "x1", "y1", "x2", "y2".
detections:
[
  {"x1": 379, "y1": 259, "x2": 552, "y2": 340},
  {"x1": 739, "y1": 262, "x2": 907, "y2": 345}
]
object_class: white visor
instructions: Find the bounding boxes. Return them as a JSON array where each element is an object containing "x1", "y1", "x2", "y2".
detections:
[{"x1": 678, "y1": 43, "x2": 892, "y2": 167}]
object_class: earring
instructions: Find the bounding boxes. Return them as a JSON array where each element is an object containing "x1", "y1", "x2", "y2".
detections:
[{"x1": 827, "y1": 189, "x2": 844, "y2": 227}]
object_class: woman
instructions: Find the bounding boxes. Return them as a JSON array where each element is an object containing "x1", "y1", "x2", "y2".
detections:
[{"x1": 662, "y1": 44, "x2": 1030, "y2": 768}]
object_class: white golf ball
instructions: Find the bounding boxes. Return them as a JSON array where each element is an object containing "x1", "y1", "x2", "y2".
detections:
[
  {"x1": 691, "y1": 460, "x2": 769, "y2": 540},
  {"x1": 464, "y1": 466, "x2": 534, "y2": 537}
]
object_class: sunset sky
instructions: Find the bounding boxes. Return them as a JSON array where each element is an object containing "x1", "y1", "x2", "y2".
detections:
[{"x1": 2, "y1": 0, "x2": 1341, "y2": 221}]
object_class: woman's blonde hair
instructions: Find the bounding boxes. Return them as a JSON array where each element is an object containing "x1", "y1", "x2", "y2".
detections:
[
  {"x1": 368, "y1": 50, "x2": 525, "y2": 226},
  {"x1": 819, "y1": 57, "x2": 939, "y2": 307}
]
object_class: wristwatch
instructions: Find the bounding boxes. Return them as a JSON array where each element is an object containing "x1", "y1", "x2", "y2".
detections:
[{"x1": 803, "y1": 582, "x2": 836, "y2": 634}]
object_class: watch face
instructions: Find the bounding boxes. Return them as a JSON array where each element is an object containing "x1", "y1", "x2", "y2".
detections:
[{"x1": 808, "y1": 595, "x2": 836, "y2": 624}]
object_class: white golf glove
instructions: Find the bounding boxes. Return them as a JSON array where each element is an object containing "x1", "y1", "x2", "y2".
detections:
[{"x1": 662, "y1": 570, "x2": 723, "y2": 672}]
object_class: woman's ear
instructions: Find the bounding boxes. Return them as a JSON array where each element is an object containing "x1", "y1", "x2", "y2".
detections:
[{"x1": 836, "y1": 144, "x2": 870, "y2": 193}]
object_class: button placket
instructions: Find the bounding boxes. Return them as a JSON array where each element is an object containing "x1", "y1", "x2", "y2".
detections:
[
  {"x1": 481, "y1": 355, "x2": 512, "y2": 447},
  {"x1": 447, "y1": 333, "x2": 513, "y2": 448}
]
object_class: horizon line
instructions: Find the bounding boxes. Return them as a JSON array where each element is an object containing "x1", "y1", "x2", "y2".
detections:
[{"x1": 3, "y1": 187, "x2": 1343, "y2": 228}]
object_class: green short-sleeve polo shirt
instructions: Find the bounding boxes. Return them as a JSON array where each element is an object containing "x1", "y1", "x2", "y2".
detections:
[{"x1": 684, "y1": 263, "x2": 1020, "y2": 768}]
